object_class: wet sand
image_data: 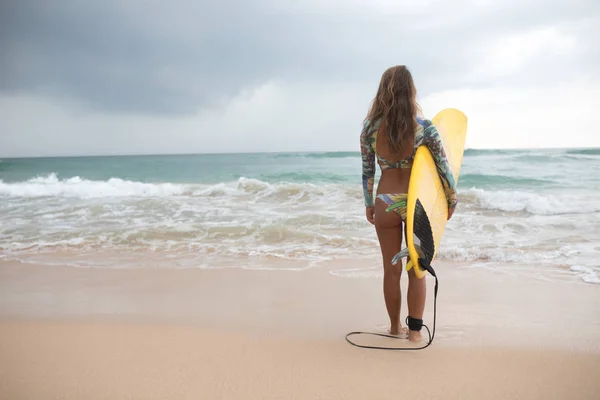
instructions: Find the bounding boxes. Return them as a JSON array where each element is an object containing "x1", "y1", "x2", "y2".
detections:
[{"x1": 1, "y1": 259, "x2": 599, "y2": 399}]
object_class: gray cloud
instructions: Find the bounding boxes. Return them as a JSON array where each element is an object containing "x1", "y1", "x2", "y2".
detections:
[{"x1": 1, "y1": 0, "x2": 598, "y2": 116}]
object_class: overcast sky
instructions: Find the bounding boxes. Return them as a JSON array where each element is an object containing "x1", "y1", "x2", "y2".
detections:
[{"x1": 1, "y1": 0, "x2": 599, "y2": 157}]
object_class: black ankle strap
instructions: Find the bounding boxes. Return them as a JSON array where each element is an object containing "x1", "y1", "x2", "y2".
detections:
[{"x1": 407, "y1": 316, "x2": 423, "y2": 332}]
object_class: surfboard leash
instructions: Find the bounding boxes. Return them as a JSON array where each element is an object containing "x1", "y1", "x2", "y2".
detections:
[{"x1": 344, "y1": 258, "x2": 439, "y2": 351}]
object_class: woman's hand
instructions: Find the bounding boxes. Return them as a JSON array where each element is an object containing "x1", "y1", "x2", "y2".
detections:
[
  {"x1": 447, "y1": 207, "x2": 455, "y2": 220},
  {"x1": 366, "y1": 207, "x2": 375, "y2": 225}
]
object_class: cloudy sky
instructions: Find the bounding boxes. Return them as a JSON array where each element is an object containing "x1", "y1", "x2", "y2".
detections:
[{"x1": 1, "y1": 0, "x2": 599, "y2": 157}]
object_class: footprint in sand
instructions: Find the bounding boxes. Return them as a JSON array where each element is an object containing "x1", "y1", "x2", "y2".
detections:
[{"x1": 432, "y1": 327, "x2": 467, "y2": 341}]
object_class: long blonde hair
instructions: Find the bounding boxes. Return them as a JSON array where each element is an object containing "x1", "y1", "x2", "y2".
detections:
[{"x1": 365, "y1": 65, "x2": 421, "y2": 155}]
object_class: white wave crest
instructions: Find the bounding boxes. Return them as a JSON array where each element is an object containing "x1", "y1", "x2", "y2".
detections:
[
  {"x1": 570, "y1": 266, "x2": 600, "y2": 284},
  {"x1": 0, "y1": 173, "x2": 188, "y2": 198},
  {"x1": 0, "y1": 174, "x2": 355, "y2": 201},
  {"x1": 462, "y1": 188, "x2": 600, "y2": 215}
]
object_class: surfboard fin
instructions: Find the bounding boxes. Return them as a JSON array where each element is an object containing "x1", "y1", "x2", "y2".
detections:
[
  {"x1": 391, "y1": 243, "x2": 426, "y2": 266},
  {"x1": 391, "y1": 248, "x2": 409, "y2": 265}
]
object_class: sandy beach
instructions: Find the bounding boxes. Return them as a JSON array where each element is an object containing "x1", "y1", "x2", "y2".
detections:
[
  {"x1": 3, "y1": 0, "x2": 600, "y2": 397},
  {"x1": 1, "y1": 259, "x2": 599, "y2": 399}
]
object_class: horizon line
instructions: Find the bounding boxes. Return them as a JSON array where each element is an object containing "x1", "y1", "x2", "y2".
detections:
[{"x1": 1, "y1": 146, "x2": 599, "y2": 160}]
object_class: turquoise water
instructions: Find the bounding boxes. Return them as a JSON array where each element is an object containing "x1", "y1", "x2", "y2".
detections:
[
  {"x1": 2, "y1": 148, "x2": 599, "y2": 188},
  {"x1": 1, "y1": 149, "x2": 599, "y2": 283},
  {"x1": 0, "y1": 153, "x2": 359, "y2": 185}
]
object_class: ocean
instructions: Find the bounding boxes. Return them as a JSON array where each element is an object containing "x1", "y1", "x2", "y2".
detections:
[{"x1": 1, "y1": 149, "x2": 599, "y2": 284}]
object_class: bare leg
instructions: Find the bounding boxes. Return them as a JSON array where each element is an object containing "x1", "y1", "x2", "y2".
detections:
[
  {"x1": 404, "y1": 221, "x2": 427, "y2": 341},
  {"x1": 382, "y1": 259, "x2": 401, "y2": 335},
  {"x1": 407, "y1": 264, "x2": 426, "y2": 341},
  {"x1": 374, "y1": 199, "x2": 406, "y2": 336}
]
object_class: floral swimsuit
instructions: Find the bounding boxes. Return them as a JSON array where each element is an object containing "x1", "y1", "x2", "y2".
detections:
[{"x1": 360, "y1": 117, "x2": 458, "y2": 221}]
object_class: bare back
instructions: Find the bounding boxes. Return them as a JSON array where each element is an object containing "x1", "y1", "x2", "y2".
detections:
[{"x1": 374, "y1": 123, "x2": 414, "y2": 195}]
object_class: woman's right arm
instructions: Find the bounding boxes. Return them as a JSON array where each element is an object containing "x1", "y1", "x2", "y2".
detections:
[
  {"x1": 360, "y1": 120, "x2": 376, "y2": 209},
  {"x1": 418, "y1": 119, "x2": 458, "y2": 215}
]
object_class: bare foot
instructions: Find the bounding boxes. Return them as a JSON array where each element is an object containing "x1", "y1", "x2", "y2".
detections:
[
  {"x1": 408, "y1": 330, "x2": 423, "y2": 342},
  {"x1": 376, "y1": 324, "x2": 408, "y2": 338},
  {"x1": 389, "y1": 326, "x2": 409, "y2": 337}
]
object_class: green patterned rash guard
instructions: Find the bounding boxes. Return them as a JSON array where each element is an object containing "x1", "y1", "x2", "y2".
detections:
[{"x1": 360, "y1": 117, "x2": 458, "y2": 212}]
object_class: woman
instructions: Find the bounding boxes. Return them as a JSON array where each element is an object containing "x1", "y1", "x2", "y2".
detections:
[{"x1": 360, "y1": 65, "x2": 457, "y2": 342}]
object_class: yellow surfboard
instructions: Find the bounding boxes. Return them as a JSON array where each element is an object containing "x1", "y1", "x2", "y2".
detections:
[{"x1": 405, "y1": 108, "x2": 468, "y2": 278}]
